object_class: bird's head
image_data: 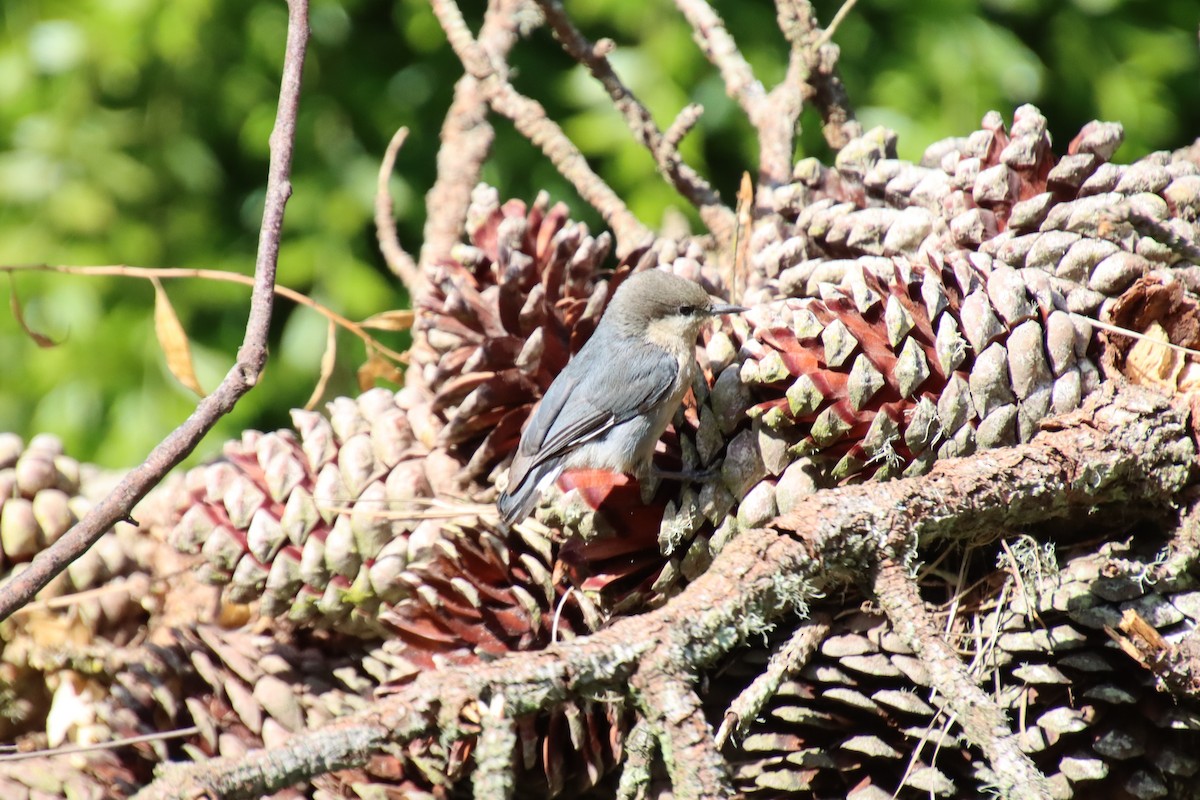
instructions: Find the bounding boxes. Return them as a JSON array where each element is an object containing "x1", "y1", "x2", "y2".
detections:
[{"x1": 604, "y1": 269, "x2": 747, "y2": 353}]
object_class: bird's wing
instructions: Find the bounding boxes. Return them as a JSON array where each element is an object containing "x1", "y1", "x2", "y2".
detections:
[{"x1": 507, "y1": 341, "x2": 679, "y2": 485}]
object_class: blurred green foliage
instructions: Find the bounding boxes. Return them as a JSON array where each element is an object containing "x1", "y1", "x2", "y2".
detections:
[{"x1": 0, "y1": 0, "x2": 1196, "y2": 468}]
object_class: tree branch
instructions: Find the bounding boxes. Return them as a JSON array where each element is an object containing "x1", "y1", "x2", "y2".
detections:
[
  {"x1": 132, "y1": 383, "x2": 1194, "y2": 798},
  {"x1": 374, "y1": 126, "x2": 423, "y2": 295},
  {"x1": 871, "y1": 556, "x2": 1054, "y2": 800},
  {"x1": 0, "y1": 0, "x2": 310, "y2": 622},
  {"x1": 534, "y1": 0, "x2": 737, "y2": 249},
  {"x1": 430, "y1": 0, "x2": 654, "y2": 256},
  {"x1": 633, "y1": 669, "x2": 735, "y2": 799},
  {"x1": 794, "y1": 0, "x2": 862, "y2": 150},
  {"x1": 418, "y1": 0, "x2": 529, "y2": 275},
  {"x1": 714, "y1": 613, "x2": 831, "y2": 747}
]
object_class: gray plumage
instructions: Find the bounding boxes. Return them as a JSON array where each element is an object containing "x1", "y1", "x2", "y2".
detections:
[{"x1": 497, "y1": 269, "x2": 745, "y2": 526}]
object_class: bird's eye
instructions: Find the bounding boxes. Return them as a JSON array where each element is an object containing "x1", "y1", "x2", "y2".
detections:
[{"x1": 678, "y1": 305, "x2": 697, "y2": 316}]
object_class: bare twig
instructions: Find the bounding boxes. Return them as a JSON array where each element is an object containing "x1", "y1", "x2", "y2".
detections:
[
  {"x1": 763, "y1": 0, "x2": 809, "y2": 183},
  {"x1": 430, "y1": 0, "x2": 654, "y2": 255},
  {"x1": 419, "y1": 0, "x2": 528, "y2": 274},
  {"x1": 534, "y1": 0, "x2": 736, "y2": 248},
  {"x1": 373, "y1": 126, "x2": 423, "y2": 295},
  {"x1": 872, "y1": 556, "x2": 1054, "y2": 800},
  {"x1": 714, "y1": 613, "x2": 831, "y2": 747},
  {"x1": 672, "y1": 0, "x2": 862, "y2": 182},
  {"x1": 673, "y1": 0, "x2": 797, "y2": 187},
  {"x1": 673, "y1": 0, "x2": 764, "y2": 122},
  {"x1": 132, "y1": 384, "x2": 1193, "y2": 799},
  {"x1": 0, "y1": 727, "x2": 201, "y2": 763},
  {"x1": 0, "y1": 0, "x2": 310, "y2": 621},
  {"x1": 815, "y1": 0, "x2": 859, "y2": 48},
  {"x1": 663, "y1": 103, "x2": 705, "y2": 153},
  {"x1": 792, "y1": 0, "x2": 862, "y2": 150},
  {"x1": 0, "y1": 263, "x2": 409, "y2": 364}
]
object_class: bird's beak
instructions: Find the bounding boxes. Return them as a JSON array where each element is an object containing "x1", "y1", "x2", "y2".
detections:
[{"x1": 709, "y1": 302, "x2": 749, "y2": 316}]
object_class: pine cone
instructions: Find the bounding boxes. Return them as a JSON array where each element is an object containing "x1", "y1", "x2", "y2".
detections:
[
  {"x1": 0, "y1": 432, "x2": 168, "y2": 735},
  {"x1": 523, "y1": 253, "x2": 1102, "y2": 616},
  {"x1": 740, "y1": 255, "x2": 1099, "y2": 481},
  {"x1": 1, "y1": 433, "x2": 84, "y2": 573},
  {"x1": 169, "y1": 387, "x2": 461, "y2": 636},
  {"x1": 709, "y1": 529, "x2": 1200, "y2": 800},
  {"x1": 754, "y1": 106, "x2": 1200, "y2": 319},
  {"x1": 377, "y1": 511, "x2": 631, "y2": 796},
  {"x1": 95, "y1": 622, "x2": 443, "y2": 798},
  {"x1": 411, "y1": 186, "x2": 619, "y2": 481}
]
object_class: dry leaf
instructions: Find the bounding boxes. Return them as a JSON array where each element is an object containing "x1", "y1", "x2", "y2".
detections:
[
  {"x1": 7, "y1": 275, "x2": 59, "y2": 347},
  {"x1": 151, "y1": 277, "x2": 204, "y2": 396},
  {"x1": 304, "y1": 320, "x2": 338, "y2": 410},
  {"x1": 357, "y1": 348, "x2": 404, "y2": 390},
  {"x1": 359, "y1": 309, "x2": 415, "y2": 331},
  {"x1": 1125, "y1": 322, "x2": 1182, "y2": 392}
]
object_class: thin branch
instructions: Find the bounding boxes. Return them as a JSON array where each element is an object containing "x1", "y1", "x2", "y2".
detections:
[
  {"x1": 871, "y1": 556, "x2": 1054, "y2": 800},
  {"x1": 714, "y1": 613, "x2": 832, "y2": 747},
  {"x1": 534, "y1": 0, "x2": 736, "y2": 248},
  {"x1": 419, "y1": 0, "x2": 527, "y2": 274},
  {"x1": 373, "y1": 126, "x2": 423, "y2": 295},
  {"x1": 1, "y1": 263, "x2": 408, "y2": 364},
  {"x1": 793, "y1": 0, "x2": 862, "y2": 150},
  {"x1": 0, "y1": 0, "x2": 310, "y2": 622},
  {"x1": 670, "y1": 0, "x2": 801, "y2": 185},
  {"x1": 672, "y1": 0, "x2": 765, "y2": 122},
  {"x1": 430, "y1": 0, "x2": 654, "y2": 255},
  {"x1": 762, "y1": 0, "x2": 809, "y2": 183},
  {"x1": 663, "y1": 103, "x2": 705, "y2": 152},
  {"x1": 131, "y1": 384, "x2": 1193, "y2": 799},
  {"x1": 0, "y1": 727, "x2": 201, "y2": 763},
  {"x1": 816, "y1": 0, "x2": 859, "y2": 48},
  {"x1": 632, "y1": 669, "x2": 735, "y2": 799}
]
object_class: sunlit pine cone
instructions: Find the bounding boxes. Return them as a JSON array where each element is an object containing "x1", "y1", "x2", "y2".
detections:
[
  {"x1": 527, "y1": 252, "x2": 1104, "y2": 616},
  {"x1": 378, "y1": 513, "x2": 630, "y2": 797},
  {"x1": 1, "y1": 432, "x2": 153, "y2": 633},
  {"x1": 707, "y1": 527, "x2": 1200, "y2": 799},
  {"x1": 738, "y1": 254, "x2": 1100, "y2": 482},
  {"x1": 411, "y1": 186, "x2": 620, "y2": 482},
  {"x1": 0, "y1": 433, "x2": 83, "y2": 572},
  {"x1": 169, "y1": 387, "x2": 461, "y2": 636},
  {"x1": 0, "y1": 752, "x2": 137, "y2": 800},
  {"x1": 754, "y1": 105, "x2": 1200, "y2": 318},
  {"x1": 91, "y1": 621, "x2": 444, "y2": 799}
]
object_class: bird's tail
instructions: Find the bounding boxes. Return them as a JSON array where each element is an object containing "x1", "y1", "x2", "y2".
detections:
[{"x1": 497, "y1": 460, "x2": 562, "y2": 527}]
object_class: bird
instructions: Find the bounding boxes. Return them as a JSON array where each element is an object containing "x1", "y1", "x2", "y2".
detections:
[{"x1": 497, "y1": 268, "x2": 747, "y2": 526}]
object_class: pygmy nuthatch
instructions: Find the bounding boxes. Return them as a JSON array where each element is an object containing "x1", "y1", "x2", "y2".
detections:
[{"x1": 497, "y1": 268, "x2": 747, "y2": 526}]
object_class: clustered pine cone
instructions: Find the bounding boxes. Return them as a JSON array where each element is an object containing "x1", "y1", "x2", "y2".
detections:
[
  {"x1": 712, "y1": 528, "x2": 1200, "y2": 800},
  {"x1": 3, "y1": 105, "x2": 1200, "y2": 799}
]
